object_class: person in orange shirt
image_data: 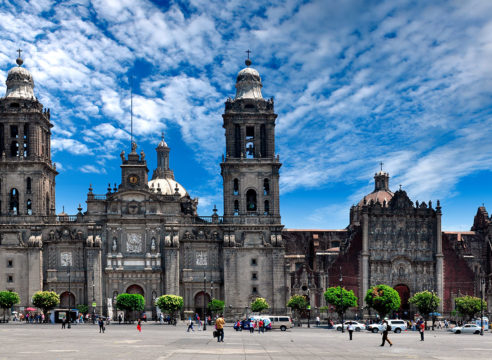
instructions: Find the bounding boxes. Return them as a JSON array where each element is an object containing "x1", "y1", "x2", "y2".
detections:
[{"x1": 215, "y1": 314, "x2": 225, "y2": 342}]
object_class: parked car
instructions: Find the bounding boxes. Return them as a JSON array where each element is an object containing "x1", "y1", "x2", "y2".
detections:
[
  {"x1": 334, "y1": 321, "x2": 366, "y2": 332},
  {"x1": 452, "y1": 323, "x2": 481, "y2": 334},
  {"x1": 367, "y1": 319, "x2": 407, "y2": 333},
  {"x1": 267, "y1": 316, "x2": 293, "y2": 331}
]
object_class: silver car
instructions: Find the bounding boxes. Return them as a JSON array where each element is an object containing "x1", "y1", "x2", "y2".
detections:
[
  {"x1": 452, "y1": 324, "x2": 481, "y2": 334},
  {"x1": 334, "y1": 321, "x2": 366, "y2": 331}
]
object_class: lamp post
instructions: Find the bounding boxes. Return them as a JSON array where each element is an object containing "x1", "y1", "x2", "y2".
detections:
[
  {"x1": 67, "y1": 264, "x2": 71, "y2": 329},
  {"x1": 339, "y1": 266, "x2": 344, "y2": 333},
  {"x1": 92, "y1": 270, "x2": 95, "y2": 325},
  {"x1": 481, "y1": 277, "x2": 485, "y2": 336},
  {"x1": 431, "y1": 291, "x2": 435, "y2": 331},
  {"x1": 307, "y1": 288, "x2": 311, "y2": 328},
  {"x1": 203, "y1": 272, "x2": 207, "y2": 331},
  {"x1": 210, "y1": 280, "x2": 214, "y2": 324}
]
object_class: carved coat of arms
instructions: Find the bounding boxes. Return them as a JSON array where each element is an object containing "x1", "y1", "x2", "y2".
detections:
[
  {"x1": 126, "y1": 233, "x2": 142, "y2": 253},
  {"x1": 60, "y1": 252, "x2": 72, "y2": 266}
]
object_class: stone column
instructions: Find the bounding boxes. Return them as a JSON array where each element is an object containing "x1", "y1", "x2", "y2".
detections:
[
  {"x1": 435, "y1": 204, "x2": 444, "y2": 312},
  {"x1": 163, "y1": 248, "x2": 179, "y2": 295},
  {"x1": 27, "y1": 246, "x2": 43, "y2": 305},
  {"x1": 272, "y1": 246, "x2": 286, "y2": 315},
  {"x1": 361, "y1": 209, "x2": 369, "y2": 312}
]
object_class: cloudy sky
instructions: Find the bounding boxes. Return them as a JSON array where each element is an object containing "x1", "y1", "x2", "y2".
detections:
[{"x1": 1, "y1": 0, "x2": 491, "y2": 230}]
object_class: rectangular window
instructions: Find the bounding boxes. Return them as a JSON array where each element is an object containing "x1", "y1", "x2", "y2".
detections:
[
  {"x1": 7, "y1": 260, "x2": 13, "y2": 268},
  {"x1": 252, "y1": 286, "x2": 258, "y2": 294},
  {"x1": 246, "y1": 126, "x2": 254, "y2": 140},
  {"x1": 7, "y1": 275, "x2": 13, "y2": 283},
  {"x1": 10, "y1": 125, "x2": 18, "y2": 138},
  {"x1": 251, "y1": 258, "x2": 257, "y2": 266},
  {"x1": 252, "y1": 272, "x2": 258, "y2": 280}
]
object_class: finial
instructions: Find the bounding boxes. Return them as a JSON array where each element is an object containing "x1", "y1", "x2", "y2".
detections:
[
  {"x1": 380, "y1": 161, "x2": 384, "y2": 172},
  {"x1": 399, "y1": 184, "x2": 402, "y2": 191},
  {"x1": 161, "y1": 131, "x2": 165, "y2": 141},
  {"x1": 245, "y1": 49, "x2": 252, "y2": 66},
  {"x1": 16, "y1": 48, "x2": 23, "y2": 66}
]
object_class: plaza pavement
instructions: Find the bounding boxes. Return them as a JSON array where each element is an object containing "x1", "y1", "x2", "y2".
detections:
[{"x1": 1, "y1": 323, "x2": 491, "y2": 359}]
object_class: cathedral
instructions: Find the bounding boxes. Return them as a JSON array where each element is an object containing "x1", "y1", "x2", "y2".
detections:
[{"x1": 0, "y1": 53, "x2": 490, "y2": 320}]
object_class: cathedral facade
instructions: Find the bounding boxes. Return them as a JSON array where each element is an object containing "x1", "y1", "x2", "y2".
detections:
[{"x1": 0, "y1": 54, "x2": 491, "y2": 320}]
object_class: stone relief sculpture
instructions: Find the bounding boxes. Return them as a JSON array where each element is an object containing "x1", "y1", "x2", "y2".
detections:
[
  {"x1": 60, "y1": 251, "x2": 72, "y2": 266},
  {"x1": 196, "y1": 251, "x2": 208, "y2": 266},
  {"x1": 112, "y1": 237, "x2": 117, "y2": 252},
  {"x1": 126, "y1": 233, "x2": 142, "y2": 253}
]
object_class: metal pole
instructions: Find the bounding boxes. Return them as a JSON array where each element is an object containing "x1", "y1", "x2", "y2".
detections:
[
  {"x1": 203, "y1": 272, "x2": 207, "y2": 331},
  {"x1": 340, "y1": 266, "x2": 344, "y2": 333},
  {"x1": 481, "y1": 277, "x2": 484, "y2": 336},
  {"x1": 307, "y1": 288, "x2": 310, "y2": 328},
  {"x1": 67, "y1": 265, "x2": 71, "y2": 329},
  {"x1": 431, "y1": 291, "x2": 435, "y2": 331},
  {"x1": 92, "y1": 270, "x2": 95, "y2": 325},
  {"x1": 211, "y1": 280, "x2": 214, "y2": 323}
]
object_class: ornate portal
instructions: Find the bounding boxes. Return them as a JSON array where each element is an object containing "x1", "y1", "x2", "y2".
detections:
[
  {"x1": 196, "y1": 251, "x2": 208, "y2": 266},
  {"x1": 60, "y1": 252, "x2": 72, "y2": 267},
  {"x1": 126, "y1": 233, "x2": 143, "y2": 253}
]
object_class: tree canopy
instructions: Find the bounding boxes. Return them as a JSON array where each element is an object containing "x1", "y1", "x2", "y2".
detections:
[
  {"x1": 155, "y1": 295, "x2": 184, "y2": 315},
  {"x1": 324, "y1": 286, "x2": 358, "y2": 318},
  {"x1": 116, "y1": 293, "x2": 145, "y2": 313},
  {"x1": 208, "y1": 299, "x2": 225, "y2": 314},
  {"x1": 408, "y1": 291, "x2": 440, "y2": 320},
  {"x1": 364, "y1": 284, "x2": 401, "y2": 318},
  {"x1": 32, "y1": 291, "x2": 59, "y2": 316},
  {"x1": 250, "y1": 297, "x2": 270, "y2": 313},
  {"x1": 76, "y1": 304, "x2": 89, "y2": 314},
  {"x1": 0, "y1": 291, "x2": 20, "y2": 321},
  {"x1": 455, "y1": 295, "x2": 487, "y2": 320}
]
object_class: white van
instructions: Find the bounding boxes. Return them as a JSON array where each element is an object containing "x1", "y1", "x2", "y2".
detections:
[{"x1": 268, "y1": 315, "x2": 293, "y2": 331}]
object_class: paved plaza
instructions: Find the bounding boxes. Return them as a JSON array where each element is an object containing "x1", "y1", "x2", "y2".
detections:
[{"x1": 1, "y1": 323, "x2": 492, "y2": 359}]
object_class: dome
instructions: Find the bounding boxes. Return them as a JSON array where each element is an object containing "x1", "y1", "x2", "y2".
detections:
[
  {"x1": 358, "y1": 190, "x2": 394, "y2": 207},
  {"x1": 5, "y1": 65, "x2": 36, "y2": 100},
  {"x1": 157, "y1": 133, "x2": 168, "y2": 148},
  {"x1": 235, "y1": 63, "x2": 263, "y2": 100},
  {"x1": 148, "y1": 178, "x2": 187, "y2": 197}
]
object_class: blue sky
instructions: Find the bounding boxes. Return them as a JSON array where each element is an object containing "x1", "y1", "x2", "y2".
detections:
[{"x1": 1, "y1": 0, "x2": 491, "y2": 231}]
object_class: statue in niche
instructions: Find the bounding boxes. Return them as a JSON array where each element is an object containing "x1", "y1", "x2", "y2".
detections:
[
  {"x1": 112, "y1": 237, "x2": 117, "y2": 252},
  {"x1": 151, "y1": 237, "x2": 156, "y2": 252}
]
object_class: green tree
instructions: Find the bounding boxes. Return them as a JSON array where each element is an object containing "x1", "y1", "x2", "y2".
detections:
[
  {"x1": 155, "y1": 295, "x2": 184, "y2": 322},
  {"x1": 364, "y1": 284, "x2": 401, "y2": 319},
  {"x1": 208, "y1": 298, "x2": 225, "y2": 317},
  {"x1": 324, "y1": 286, "x2": 358, "y2": 320},
  {"x1": 32, "y1": 291, "x2": 60, "y2": 317},
  {"x1": 250, "y1": 297, "x2": 270, "y2": 313},
  {"x1": 0, "y1": 291, "x2": 20, "y2": 321},
  {"x1": 287, "y1": 295, "x2": 308, "y2": 325},
  {"x1": 116, "y1": 293, "x2": 145, "y2": 321},
  {"x1": 76, "y1": 304, "x2": 89, "y2": 315},
  {"x1": 455, "y1": 295, "x2": 487, "y2": 321},
  {"x1": 409, "y1": 291, "x2": 440, "y2": 323}
]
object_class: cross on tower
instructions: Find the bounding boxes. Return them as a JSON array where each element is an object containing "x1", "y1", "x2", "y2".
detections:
[
  {"x1": 379, "y1": 161, "x2": 384, "y2": 171},
  {"x1": 399, "y1": 184, "x2": 402, "y2": 191},
  {"x1": 246, "y1": 49, "x2": 251, "y2": 59},
  {"x1": 17, "y1": 48, "x2": 22, "y2": 58}
]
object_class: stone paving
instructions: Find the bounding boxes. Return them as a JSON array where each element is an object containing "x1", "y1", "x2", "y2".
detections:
[{"x1": 1, "y1": 323, "x2": 491, "y2": 359}]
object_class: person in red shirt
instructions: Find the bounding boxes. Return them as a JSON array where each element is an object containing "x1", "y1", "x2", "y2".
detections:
[
  {"x1": 419, "y1": 319, "x2": 425, "y2": 341},
  {"x1": 259, "y1": 319, "x2": 264, "y2": 333}
]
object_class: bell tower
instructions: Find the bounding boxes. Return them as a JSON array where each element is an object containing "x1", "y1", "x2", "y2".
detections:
[
  {"x1": 0, "y1": 52, "x2": 57, "y2": 217},
  {"x1": 221, "y1": 58, "x2": 281, "y2": 222},
  {"x1": 220, "y1": 57, "x2": 285, "y2": 317}
]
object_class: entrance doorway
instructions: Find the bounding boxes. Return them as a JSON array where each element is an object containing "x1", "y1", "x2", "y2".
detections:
[
  {"x1": 394, "y1": 284, "x2": 410, "y2": 318},
  {"x1": 60, "y1": 291, "x2": 76, "y2": 308},
  {"x1": 194, "y1": 291, "x2": 211, "y2": 319},
  {"x1": 126, "y1": 284, "x2": 144, "y2": 296}
]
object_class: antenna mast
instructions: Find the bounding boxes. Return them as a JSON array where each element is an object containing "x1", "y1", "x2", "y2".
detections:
[{"x1": 130, "y1": 75, "x2": 133, "y2": 150}]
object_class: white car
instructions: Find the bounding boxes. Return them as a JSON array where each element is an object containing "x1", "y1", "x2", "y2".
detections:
[
  {"x1": 367, "y1": 320, "x2": 407, "y2": 333},
  {"x1": 334, "y1": 321, "x2": 366, "y2": 332},
  {"x1": 452, "y1": 323, "x2": 481, "y2": 334}
]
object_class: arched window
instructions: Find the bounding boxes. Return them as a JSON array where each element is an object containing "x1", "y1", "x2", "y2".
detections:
[
  {"x1": 246, "y1": 189, "x2": 257, "y2": 212},
  {"x1": 23, "y1": 124, "x2": 29, "y2": 157},
  {"x1": 10, "y1": 141, "x2": 19, "y2": 157},
  {"x1": 263, "y1": 179, "x2": 270, "y2": 196},
  {"x1": 26, "y1": 199, "x2": 32, "y2": 215},
  {"x1": 233, "y1": 179, "x2": 239, "y2": 195},
  {"x1": 264, "y1": 200, "x2": 270, "y2": 215},
  {"x1": 246, "y1": 142, "x2": 254, "y2": 158},
  {"x1": 26, "y1": 177, "x2": 32, "y2": 193},
  {"x1": 9, "y1": 188, "x2": 19, "y2": 215},
  {"x1": 234, "y1": 200, "x2": 239, "y2": 215}
]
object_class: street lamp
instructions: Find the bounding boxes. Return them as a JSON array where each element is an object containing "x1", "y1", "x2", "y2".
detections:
[
  {"x1": 92, "y1": 270, "x2": 95, "y2": 325},
  {"x1": 431, "y1": 291, "x2": 435, "y2": 331},
  {"x1": 481, "y1": 277, "x2": 485, "y2": 336},
  {"x1": 203, "y1": 272, "x2": 207, "y2": 331},
  {"x1": 210, "y1": 280, "x2": 214, "y2": 324},
  {"x1": 339, "y1": 266, "x2": 344, "y2": 333},
  {"x1": 307, "y1": 288, "x2": 311, "y2": 328},
  {"x1": 67, "y1": 264, "x2": 71, "y2": 329}
]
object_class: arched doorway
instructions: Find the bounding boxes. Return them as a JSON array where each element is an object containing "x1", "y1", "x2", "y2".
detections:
[
  {"x1": 126, "y1": 284, "x2": 144, "y2": 296},
  {"x1": 194, "y1": 291, "x2": 211, "y2": 319},
  {"x1": 394, "y1": 284, "x2": 410, "y2": 319},
  {"x1": 60, "y1": 291, "x2": 76, "y2": 308}
]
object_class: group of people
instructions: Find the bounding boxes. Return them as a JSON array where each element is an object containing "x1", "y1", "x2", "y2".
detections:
[
  {"x1": 13, "y1": 313, "x2": 45, "y2": 323},
  {"x1": 233, "y1": 318, "x2": 268, "y2": 333}
]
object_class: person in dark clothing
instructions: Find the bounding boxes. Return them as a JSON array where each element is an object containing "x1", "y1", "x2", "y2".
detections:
[
  {"x1": 419, "y1": 319, "x2": 425, "y2": 341},
  {"x1": 61, "y1": 317, "x2": 66, "y2": 329},
  {"x1": 98, "y1": 317, "x2": 105, "y2": 333},
  {"x1": 380, "y1": 320, "x2": 393, "y2": 347}
]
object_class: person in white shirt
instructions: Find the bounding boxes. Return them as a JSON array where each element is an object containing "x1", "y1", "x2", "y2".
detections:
[{"x1": 347, "y1": 323, "x2": 354, "y2": 340}]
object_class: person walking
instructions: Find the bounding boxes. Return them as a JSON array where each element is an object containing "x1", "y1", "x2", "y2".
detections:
[
  {"x1": 215, "y1": 314, "x2": 225, "y2": 342},
  {"x1": 348, "y1": 323, "x2": 354, "y2": 340},
  {"x1": 316, "y1": 316, "x2": 320, "y2": 327},
  {"x1": 98, "y1": 317, "x2": 105, "y2": 333},
  {"x1": 118, "y1": 314, "x2": 122, "y2": 324},
  {"x1": 380, "y1": 320, "x2": 392, "y2": 347},
  {"x1": 249, "y1": 319, "x2": 255, "y2": 334},
  {"x1": 259, "y1": 319, "x2": 264, "y2": 333},
  {"x1": 61, "y1": 317, "x2": 66, "y2": 329},
  {"x1": 137, "y1": 318, "x2": 142, "y2": 332},
  {"x1": 419, "y1": 319, "x2": 425, "y2": 341},
  {"x1": 187, "y1": 317, "x2": 194, "y2": 332}
]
